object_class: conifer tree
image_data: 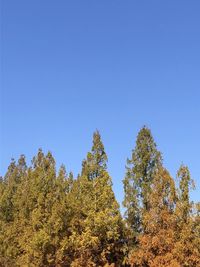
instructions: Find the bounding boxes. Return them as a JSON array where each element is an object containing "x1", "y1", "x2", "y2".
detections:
[
  {"x1": 1, "y1": 128, "x2": 199, "y2": 267},
  {"x1": 82, "y1": 130, "x2": 108, "y2": 180},
  {"x1": 71, "y1": 130, "x2": 124, "y2": 266},
  {"x1": 123, "y1": 127, "x2": 162, "y2": 243},
  {"x1": 129, "y1": 167, "x2": 178, "y2": 267},
  {"x1": 10, "y1": 150, "x2": 74, "y2": 266},
  {"x1": 173, "y1": 165, "x2": 200, "y2": 267},
  {"x1": 176, "y1": 165, "x2": 193, "y2": 223},
  {"x1": 0, "y1": 155, "x2": 28, "y2": 266}
]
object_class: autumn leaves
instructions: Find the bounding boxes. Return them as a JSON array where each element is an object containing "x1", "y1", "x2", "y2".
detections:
[{"x1": 0, "y1": 128, "x2": 199, "y2": 266}]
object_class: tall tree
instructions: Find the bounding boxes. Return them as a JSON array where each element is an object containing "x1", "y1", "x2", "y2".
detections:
[
  {"x1": 0, "y1": 155, "x2": 27, "y2": 266},
  {"x1": 123, "y1": 127, "x2": 162, "y2": 243},
  {"x1": 1, "y1": 128, "x2": 199, "y2": 267},
  {"x1": 173, "y1": 165, "x2": 200, "y2": 267},
  {"x1": 176, "y1": 165, "x2": 193, "y2": 223},
  {"x1": 70, "y1": 130, "x2": 124, "y2": 266},
  {"x1": 129, "y1": 167, "x2": 178, "y2": 267},
  {"x1": 82, "y1": 130, "x2": 108, "y2": 180},
  {"x1": 11, "y1": 150, "x2": 74, "y2": 266}
]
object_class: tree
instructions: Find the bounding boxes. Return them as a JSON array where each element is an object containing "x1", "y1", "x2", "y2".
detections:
[
  {"x1": 82, "y1": 130, "x2": 108, "y2": 180},
  {"x1": 6, "y1": 150, "x2": 75, "y2": 266},
  {"x1": 123, "y1": 127, "x2": 162, "y2": 246},
  {"x1": 70, "y1": 130, "x2": 124, "y2": 266},
  {"x1": 0, "y1": 155, "x2": 28, "y2": 266},
  {"x1": 173, "y1": 165, "x2": 200, "y2": 267},
  {"x1": 129, "y1": 167, "x2": 178, "y2": 267},
  {"x1": 176, "y1": 165, "x2": 193, "y2": 223},
  {"x1": 1, "y1": 128, "x2": 199, "y2": 266}
]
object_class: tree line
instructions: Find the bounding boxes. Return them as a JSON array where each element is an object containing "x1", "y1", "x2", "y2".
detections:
[{"x1": 0, "y1": 127, "x2": 199, "y2": 266}]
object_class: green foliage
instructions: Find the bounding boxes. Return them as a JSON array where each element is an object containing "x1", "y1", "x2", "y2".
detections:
[
  {"x1": 176, "y1": 165, "x2": 194, "y2": 223},
  {"x1": 123, "y1": 126, "x2": 162, "y2": 245},
  {"x1": 71, "y1": 131, "x2": 124, "y2": 266},
  {"x1": 82, "y1": 130, "x2": 108, "y2": 180},
  {"x1": 173, "y1": 165, "x2": 200, "y2": 267}
]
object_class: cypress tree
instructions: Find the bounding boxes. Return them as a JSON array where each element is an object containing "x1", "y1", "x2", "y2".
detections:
[
  {"x1": 0, "y1": 156, "x2": 28, "y2": 266},
  {"x1": 129, "y1": 167, "x2": 178, "y2": 267},
  {"x1": 71, "y1": 130, "x2": 124, "y2": 266},
  {"x1": 123, "y1": 126, "x2": 162, "y2": 242},
  {"x1": 81, "y1": 130, "x2": 108, "y2": 180},
  {"x1": 174, "y1": 165, "x2": 200, "y2": 267},
  {"x1": 1, "y1": 128, "x2": 199, "y2": 266},
  {"x1": 176, "y1": 165, "x2": 193, "y2": 223}
]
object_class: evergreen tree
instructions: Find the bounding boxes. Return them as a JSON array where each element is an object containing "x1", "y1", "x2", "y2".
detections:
[
  {"x1": 0, "y1": 128, "x2": 199, "y2": 266},
  {"x1": 82, "y1": 130, "x2": 108, "y2": 180},
  {"x1": 123, "y1": 127, "x2": 162, "y2": 244},
  {"x1": 71, "y1": 130, "x2": 124, "y2": 266},
  {"x1": 176, "y1": 165, "x2": 193, "y2": 223},
  {"x1": 129, "y1": 167, "x2": 178, "y2": 267},
  {"x1": 6, "y1": 150, "x2": 74, "y2": 266},
  {"x1": 173, "y1": 165, "x2": 200, "y2": 267},
  {"x1": 0, "y1": 155, "x2": 28, "y2": 266}
]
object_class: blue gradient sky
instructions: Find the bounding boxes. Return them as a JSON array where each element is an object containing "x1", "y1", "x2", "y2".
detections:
[{"x1": 1, "y1": 0, "x2": 200, "y2": 206}]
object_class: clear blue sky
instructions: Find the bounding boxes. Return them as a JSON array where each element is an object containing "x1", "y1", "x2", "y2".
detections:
[{"x1": 1, "y1": 0, "x2": 200, "y2": 206}]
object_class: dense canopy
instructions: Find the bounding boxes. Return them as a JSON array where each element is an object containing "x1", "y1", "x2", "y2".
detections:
[{"x1": 0, "y1": 128, "x2": 199, "y2": 266}]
